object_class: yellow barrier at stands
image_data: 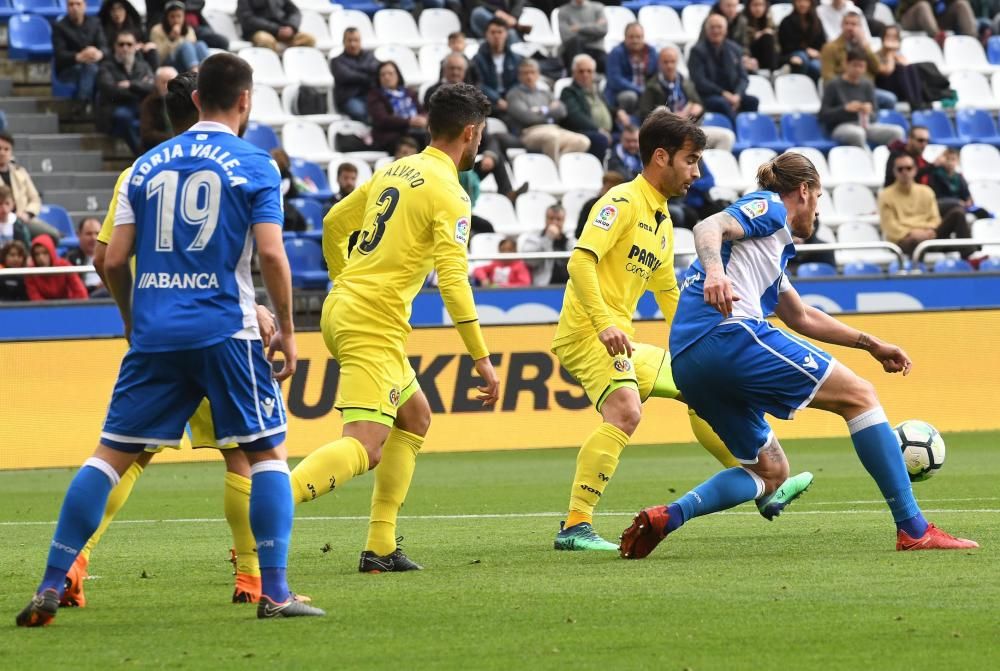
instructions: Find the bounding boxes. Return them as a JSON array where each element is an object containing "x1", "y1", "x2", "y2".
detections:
[{"x1": 3, "y1": 310, "x2": 999, "y2": 470}]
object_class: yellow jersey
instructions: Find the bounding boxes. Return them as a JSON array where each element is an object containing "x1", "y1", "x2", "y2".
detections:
[
  {"x1": 322, "y1": 146, "x2": 487, "y2": 358},
  {"x1": 553, "y1": 174, "x2": 678, "y2": 347},
  {"x1": 98, "y1": 167, "x2": 132, "y2": 245}
]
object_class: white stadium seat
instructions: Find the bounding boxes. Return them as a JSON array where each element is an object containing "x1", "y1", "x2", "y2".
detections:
[
  {"x1": 419, "y1": 44, "x2": 451, "y2": 86},
  {"x1": 923, "y1": 142, "x2": 947, "y2": 164},
  {"x1": 283, "y1": 46, "x2": 334, "y2": 88},
  {"x1": 944, "y1": 35, "x2": 995, "y2": 75},
  {"x1": 419, "y1": 8, "x2": 462, "y2": 44},
  {"x1": 702, "y1": 148, "x2": 746, "y2": 192},
  {"x1": 561, "y1": 188, "x2": 597, "y2": 232},
  {"x1": 746, "y1": 74, "x2": 784, "y2": 115},
  {"x1": 281, "y1": 84, "x2": 341, "y2": 126},
  {"x1": 329, "y1": 9, "x2": 378, "y2": 48},
  {"x1": 374, "y1": 44, "x2": 426, "y2": 85},
  {"x1": 299, "y1": 10, "x2": 335, "y2": 51},
  {"x1": 374, "y1": 8, "x2": 425, "y2": 48},
  {"x1": 787, "y1": 146, "x2": 838, "y2": 188},
  {"x1": 283, "y1": 120, "x2": 338, "y2": 164},
  {"x1": 239, "y1": 47, "x2": 289, "y2": 89},
  {"x1": 774, "y1": 74, "x2": 821, "y2": 113},
  {"x1": 515, "y1": 191, "x2": 558, "y2": 231},
  {"x1": 474, "y1": 193, "x2": 521, "y2": 234},
  {"x1": 873, "y1": 2, "x2": 896, "y2": 26},
  {"x1": 969, "y1": 180, "x2": 1000, "y2": 215},
  {"x1": 901, "y1": 35, "x2": 946, "y2": 71},
  {"x1": 829, "y1": 146, "x2": 880, "y2": 188},
  {"x1": 832, "y1": 183, "x2": 879, "y2": 225},
  {"x1": 769, "y1": 2, "x2": 794, "y2": 26},
  {"x1": 295, "y1": 0, "x2": 335, "y2": 16},
  {"x1": 250, "y1": 85, "x2": 293, "y2": 126},
  {"x1": 518, "y1": 6, "x2": 561, "y2": 48},
  {"x1": 639, "y1": 6, "x2": 688, "y2": 46},
  {"x1": 739, "y1": 147, "x2": 777, "y2": 187},
  {"x1": 604, "y1": 6, "x2": 637, "y2": 52},
  {"x1": 513, "y1": 153, "x2": 566, "y2": 195},
  {"x1": 673, "y1": 227, "x2": 696, "y2": 268},
  {"x1": 204, "y1": 0, "x2": 236, "y2": 14},
  {"x1": 872, "y1": 144, "x2": 891, "y2": 183},
  {"x1": 961, "y1": 143, "x2": 1000, "y2": 181},
  {"x1": 835, "y1": 222, "x2": 896, "y2": 266},
  {"x1": 326, "y1": 119, "x2": 389, "y2": 164},
  {"x1": 972, "y1": 218, "x2": 1000, "y2": 255},
  {"x1": 326, "y1": 153, "x2": 373, "y2": 189},
  {"x1": 817, "y1": 187, "x2": 848, "y2": 228},
  {"x1": 950, "y1": 71, "x2": 1000, "y2": 111},
  {"x1": 682, "y1": 4, "x2": 711, "y2": 43},
  {"x1": 558, "y1": 152, "x2": 603, "y2": 192},
  {"x1": 469, "y1": 231, "x2": 506, "y2": 259},
  {"x1": 204, "y1": 10, "x2": 250, "y2": 52},
  {"x1": 994, "y1": 71, "x2": 1000, "y2": 101}
]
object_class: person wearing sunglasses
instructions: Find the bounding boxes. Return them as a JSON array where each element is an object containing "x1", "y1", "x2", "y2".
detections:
[{"x1": 97, "y1": 28, "x2": 155, "y2": 156}]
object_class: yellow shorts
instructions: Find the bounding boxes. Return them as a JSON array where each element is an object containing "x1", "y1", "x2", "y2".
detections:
[
  {"x1": 554, "y1": 337, "x2": 680, "y2": 411},
  {"x1": 146, "y1": 398, "x2": 239, "y2": 452},
  {"x1": 321, "y1": 292, "x2": 419, "y2": 427}
]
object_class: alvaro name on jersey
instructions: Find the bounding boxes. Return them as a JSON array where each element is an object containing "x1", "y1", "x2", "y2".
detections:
[{"x1": 115, "y1": 121, "x2": 284, "y2": 353}]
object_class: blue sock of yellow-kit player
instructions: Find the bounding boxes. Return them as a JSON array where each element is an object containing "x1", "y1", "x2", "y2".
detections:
[{"x1": 249, "y1": 460, "x2": 294, "y2": 603}]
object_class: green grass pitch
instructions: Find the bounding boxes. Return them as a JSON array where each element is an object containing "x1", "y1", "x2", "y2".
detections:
[{"x1": 2, "y1": 433, "x2": 997, "y2": 670}]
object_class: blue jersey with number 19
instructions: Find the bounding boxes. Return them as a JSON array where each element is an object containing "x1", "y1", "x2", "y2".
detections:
[{"x1": 115, "y1": 121, "x2": 283, "y2": 353}]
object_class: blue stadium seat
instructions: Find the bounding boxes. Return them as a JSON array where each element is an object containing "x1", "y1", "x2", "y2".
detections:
[
  {"x1": 955, "y1": 109, "x2": 1000, "y2": 148},
  {"x1": 289, "y1": 158, "x2": 334, "y2": 203},
  {"x1": 0, "y1": 0, "x2": 16, "y2": 22},
  {"x1": 14, "y1": 0, "x2": 65, "y2": 19},
  {"x1": 338, "y1": 0, "x2": 381, "y2": 15},
  {"x1": 9, "y1": 14, "x2": 54, "y2": 61},
  {"x1": 284, "y1": 238, "x2": 329, "y2": 289},
  {"x1": 979, "y1": 257, "x2": 1000, "y2": 272},
  {"x1": 51, "y1": 61, "x2": 78, "y2": 98},
  {"x1": 734, "y1": 112, "x2": 792, "y2": 154},
  {"x1": 282, "y1": 231, "x2": 298, "y2": 241},
  {"x1": 780, "y1": 113, "x2": 837, "y2": 153},
  {"x1": 988, "y1": 36, "x2": 1000, "y2": 65},
  {"x1": 888, "y1": 259, "x2": 926, "y2": 274},
  {"x1": 242, "y1": 122, "x2": 279, "y2": 152},
  {"x1": 842, "y1": 261, "x2": 883, "y2": 276},
  {"x1": 39, "y1": 204, "x2": 75, "y2": 239},
  {"x1": 86, "y1": 0, "x2": 99, "y2": 15},
  {"x1": 876, "y1": 109, "x2": 909, "y2": 135},
  {"x1": 702, "y1": 112, "x2": 734, "y2": 132},
  {"x1": 933, "y1": 257, "x2": 973, "y2": 273},
  {"x1": 0, "y1": 110, "x2": 6, "y2": 131},
  {"x1": 288, "y1": 197, "x2": 325, "y2": 230},
  {"x1": 796, "y1": 262, "x2": 837, "y2": 277},
  {"x1": 911, "y1": 110, "x2": 967, "y2": 149}
]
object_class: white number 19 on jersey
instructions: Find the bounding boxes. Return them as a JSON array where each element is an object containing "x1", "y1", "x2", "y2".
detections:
[{"x1": 147, "y1": 169, "x2": 222, "y2": 252}]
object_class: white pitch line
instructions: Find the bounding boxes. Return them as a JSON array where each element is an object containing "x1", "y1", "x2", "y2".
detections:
[{"x1": 1, "y1": 508, "x2": 998, "y2": 527}]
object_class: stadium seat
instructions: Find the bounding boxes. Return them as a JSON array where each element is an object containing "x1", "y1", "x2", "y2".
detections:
[
  {"x1": 298, "y1": 10, "x2": 335, "y2": 51},
  {"x1": 239, "y1": 48, "x2": 290, "y2": 89},
  {"x1": 682, "y1": 4, "x2": 711, "y2": 43},
  {"x1": 326, "y1": 119, "x2": 388, "y2": 164},
  {"x1": 281, "y1": 84, "x2": 341, "y2": 126},
  {"x1": 702, "y1": 112, "x2": 734, "y2": 133},
  {"x1": 39, "y1": 204, "x2": 74, "y2": 239},
  {"x1": 283, "y1": 120, "x2": 339, "y2": 165},
  {"x1": 832, "y1": 183, "x2": 879, "y2": 225},
  {"x1": 51, "y1": 60, "x2": 78, "y2": 99},
  {"x1": 288, "y1": 197, "x2": 326, "y2": 230},
  {"x1": 969, "y1": 180, "x2": 1000, "y2": 215},
  {"x1": 933, "y1": 258, "x2": 973, "y2": 273},
  {"x1": 518, "y1": 6, "x2": 560, "y2": 48},
  {"x1": 9, "y1": 14, "x2": 53, "y2": 61},
  {"x1": 944, "y1": 35, "x2": 994, "y2": 74},
  {"x1": 561, "y1": 189, "x2": 597, "y2": 232},
  {"x1": 835, "y1": 222, "x2": 896, "y2": 265},
  {"x1": 780, "y1": 113, "x2": 837, "y2": 153},
  {"x1": 373, "y1": 44, "x2": 425, "y2": 85},
  {"x1": 828, "y1": 146, "x2": 880, "y2": 188},
  {"x1": 961, "y1": 143, "x2": 1000, "y2": 181},
  {"x1": 551, "y1": 76, "x2": 574, "y2": 99},
  {"x1": 326, "y1": 153, "x2": 373, "y2": 188},
  {"x1": 972, "y1": 217, "x2": 1000, "y2": 255},
  {"x1": 979, "y1": 257, "x2": 1000, "y2": 271},
  {"x1": 901, "y1": 35, "x2": 946, "y2": 71},
  {"x1": 702, "y1": 148, "x2": 746, "y2": 192},
  {"x1": 796, "y1": 262, "x2": 838, "y2": 278},
  {"x1": 674, "y1": 227, "x2": 696, "y2": 267},
  {"x1": 204, "y1": 10, "x2": 251, "y2": 52},
  {"x1": 955, "y1": 109, "x2": 1000, "y2": 148},
  {"x1": 419, "y1": 8, "x2": 461, "y2": 44},
  {"x1": 639, "y1": 6, "x2": 688, "y2": 46},
  {"x1": 285, "y1": 238, "x2": 329, "y2": 289},
  {"x1": 604, "y1": 6, "x2": 637, "y2": 52},
  {"x1": 770, "y1": 2, "x2": 794, "y2": 26},
  {"x1": 922, "y1": 142, "x2": 947, "y2": 164},
  {"x1": 817, "y1": 187, "x2": 848, "y2": 228},
  {"x1": 515, "y1": 191, "x2": 558, "y2": 232},
  {"x1": 329, "y1": 9, "x2": 379, "y2": 49},
  {"x1": 419, "y1": 44, "x2": 451, "y2": 85},
  {"x1": 774, "y1": 74, "x2": 821, "y2": 114},
  {"x1": 842, "y1": 261, "x2": 883, "y2": 276},
  {"x1": 242, "y1": 121, "x2": 280, "y2": 151},
  {"x1": 877, "y1": 109, "x2": 909, "y2": 135},
  {"x1": 786, "y1": 146, "x2": 837, "y2": 187},
  {"x1": 473, "y1": 193, "x2": 520, "y2": 234},
  {"x1": 290, "y1": 158, "x2": 335, "y2": 202},
  {"x1": 888, "y1": 258, "x2": 926, "y2": 274},
  {"x1": 0, "y1": 0, "x2": 15, "y2": 21},
  {"x1": 746, "y1": 75, "x2": 784, "y2": 115},
  {"x1": 250, "y1": 85, "x2": 294, "y2": 126},
  {"x1": 735, "y1": 113, "x2": 792, "y2": 154},
  {"x1": 283, "y1": 47, "x2": 334, "y2": 88},
  {"x1": 738, "y1": 147, "x2": 777, "y2": 186},
  {"x1": 468, "y1": 232, "x2": 506, "y2": 272},
  {"x1": 374, "y1": 8, "x2": 424, "y2": 48},
  {"x1": 950, "y1": 71, "x2": 1000, "y2": 111},
  {"x1": 14, "y1": 0, "x2": 64, "y2": 19},
  {"x1": 558, "y1": 152, "x2": 603, "y2": 193},
  {"x1": 513, "y1": 153, "x2": 566, "y2": 195},
  {"x1": 871, "y1": 144, "x2": 891, "y2": 181},
  {"x1": 204, "y1": 0, "x2": 237, "y2": 12},
  {"x1": 295, "y1": 0, "x2": 335, "y2": 16}
]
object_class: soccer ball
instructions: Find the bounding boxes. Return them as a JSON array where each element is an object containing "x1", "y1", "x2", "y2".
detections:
[{"x1": 894, "y1": 420, "x2": 945, "y2": 482}]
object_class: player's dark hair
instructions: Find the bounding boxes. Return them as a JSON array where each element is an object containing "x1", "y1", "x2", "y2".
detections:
[
  {"x1": 196, "y1": 53, "x2": 253, "y2": 114},
  {"x1": 427, "y1": 83, "x2": 491, "y2": 142},
  {"x1": 757, "y1": 152, "x2": 820, "y2": 194},
  {"x1": 638, "y1": 108, "x2": 706, "y2": 166},
  {"x1": 165, "y1": 70, "x2": 199, "y2": 132}
]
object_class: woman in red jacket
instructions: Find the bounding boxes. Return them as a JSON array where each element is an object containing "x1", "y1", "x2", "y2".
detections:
[
  {"x1": 472, "y1": 236, "x2": 533, "y2": 287},
  {"x1": 25, "y1": 234, "x2": 89, "y2": 301}
]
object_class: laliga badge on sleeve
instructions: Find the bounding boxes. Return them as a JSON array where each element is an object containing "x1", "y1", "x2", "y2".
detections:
[
  {"x1": 455, "y1": 217, "x2": 471, "y2": 245},
  {"x1": 739, "y1": 199, "x2": 769, "y2": 219},
  {"x1": 593, "y1": 205, "x2": 618, "y2": 230}
]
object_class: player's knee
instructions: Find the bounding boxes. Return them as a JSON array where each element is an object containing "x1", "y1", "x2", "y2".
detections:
[
  {"x1": 613, "y1": 404, "x2": 642, "y2": 435},
  {"x1": 366, "y1": 445, "x2": 383, "y2": 469},
  {"x1": 846, "y1": 377, "x2": 880, "y2": 415},
  {"x1": 398, "y1": 404, "x2": 431, "y2": 436}
]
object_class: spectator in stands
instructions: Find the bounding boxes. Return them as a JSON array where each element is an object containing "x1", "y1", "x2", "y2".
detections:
[
  {"x1": 875, "y1": 25, "x2": 929, "y2": 111},
  {"x1": 151, "y1": 1, "x2": 210, "y2": 73},
  {"x1": 818, "y1": 0, "x2": 873, "y2": 40},
  {"x1": 139, "y1": 66, "x2": 179, "y2": 152},
  {"x1": 97, "y1": 29, "x2": 155, "y2": 156},
  {"x1": 99, "y1": 0, "x2": 159, "y2": 70},
  {"x1": 236, "y1": 0, "x2": 315, "y2": 51},
  {"x1": 332, "y1": 162, "x2": 358, "y2": 203},
  {"x1": 689, "y1": 14, "x2": 759, "y2": 122},
  {"x1": 64, "y1": 217, "x2": 104, "y2": 295},
  {"x1": 469, "y1": 0, "x2": 526, "y2": 42},
  {"x1": 472, "y1": 236, "x2": 533, "y2": 287},
  {"x1": 607, "y1": 126, "x2": 642, "y2": 180},
  {"x1": 184, "y1": 1, "x2": 230, "y2": 50},
  {"x1": 395, "y1": 136, "x2": 420, "y2": 159},
  {"x1": 0, "y1": 186, "x2": 31, "y2": 249},
  {"x1": 897, "y1": 0, "x2": 977, "y2": 39},
  {"x1": 605, "y1": 22, "x2": 657, "y2": 117},
  {"x1": 576, "y1": 170, "x2": 626, "y2": 238},
  {"x1": 25, "y1": 235, "x2": 89, "y2": 301},
  {"x1": 880, "y1": 153, "x2": 974, "y2": 258},
  {"x1": 0, "y1": 132, "x2": 55, "y2": 242},
  {"x1": 520, "y1": 204, "x2": 575, "y2": 285},
  {"x1": 561, "y1": 54, "x2": 622, "y2": 161},
  {"x1": 819, "y1": 48, "x2": 904, "y2": 147},
  {"x1": 331, "y1": 27, "x2": 380, "y2": 123},
  {"x1": 779, "y1": 0, "x2": 827, "y2": 82},
  {"x1": 884, "y1": 125, "x2": 933, "y2": 187},
  {"x1": 368, "y1": 61, "x2": 429, "y2": 153},
  {"x1": 473, "y1": 18, "x2": 522, "y2": 116},
  {"x1": 558, "y1": 0, "x2": 608, "y2": 73},
  {"x1": 0, "y1": 240, "x2": 29, "y2": 301},
  {"x1": 53, "y1": 0, "x2": 109, "y2": 109},
  {"x1": 269, "y1": 148, "x2": 307, "y2": 232},
  {"x1": 928, "y1": 147, "x2": 990, "y2": 218},
  {"x1": 742, "y1": 0, "x2": 779, "y2": 73},
  {"x1": 820, "y1": 9, "x2": 897, "y2": 109},
  {"x1": 445, "y1": 32, "x2": 480, "y2": 86},
  {"x1": 712, "y1": 0, "x2": 775, "y2": 72},
  {"x1": 506, "y1": 59, "x2": 590, "y2": 161}
]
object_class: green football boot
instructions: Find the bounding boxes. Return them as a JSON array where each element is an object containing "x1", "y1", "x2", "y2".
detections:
[
  {"x1": 553, "y1": 521, "x2": 620, "y2": 551},
  {"x1": 757, "y1": 471, "x2": 814, "y2": 521}
]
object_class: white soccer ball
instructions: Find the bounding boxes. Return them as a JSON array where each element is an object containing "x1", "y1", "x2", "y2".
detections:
[{"x1": 894, "y1": 420, "x2": 946, "y2": 482}]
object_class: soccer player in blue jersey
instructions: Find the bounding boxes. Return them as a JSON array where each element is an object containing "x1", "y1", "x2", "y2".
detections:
[
  {"x1": 620, "y1": 152, "x2": 979, "y2": 558},
  {"x1": 16, "y1": 53, "x2": 325, "y2": 626}
]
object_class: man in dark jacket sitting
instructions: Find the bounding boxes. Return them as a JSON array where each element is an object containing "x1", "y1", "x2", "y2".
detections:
[
  {"x1": 236, "y1": 0, "x2": 315, "y2": 51},
  {"x1": 97, "y1": 29, "x2": 154, "y2": 156},
  {"x1": 53, "y1": 0, "x2": 108, "y2": 106},
  {"x1": 560, "y1": 54, "x2": 628, "y2": 161},
  {"x1": 330, "y1": 27, "x2": 380, "y2": 122},
  {"x1": 688, "y1": 13, "x2": 758, "y2": 122},
  {"x1": 473, "y1": 18, "x2": 522, "y2": 117}
]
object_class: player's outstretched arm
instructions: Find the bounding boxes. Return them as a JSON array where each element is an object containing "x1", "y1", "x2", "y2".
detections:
[
  {"x1": 775, "y1": 283, "x2": 912, "y2": 375},
  {"x1": 693, "y1": 212, "x2": 746, "y2": 317},
  {"x1": 254, "y1": 222, "x2": 296, "y2": 381},
  {"x1": 105, "y1": 222, "x2": 135, "y2": 340},
  {"x1": 567, "y1": 249, "x2": 631, "y2": 357}
]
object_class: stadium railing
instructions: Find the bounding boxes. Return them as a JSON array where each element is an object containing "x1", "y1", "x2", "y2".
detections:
[{"x1": 912, "y1": 239, "x2": 988, "y2": 264}]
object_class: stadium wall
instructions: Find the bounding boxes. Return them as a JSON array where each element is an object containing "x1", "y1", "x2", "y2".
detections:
[{"x1": 3, "y1": 310, "x2": 999, "y2": 470}]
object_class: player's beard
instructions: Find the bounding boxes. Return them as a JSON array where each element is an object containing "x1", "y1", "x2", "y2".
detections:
[
  {"x1": 458, "y1": 143, "x2": 477, "y2": 172},
  {"x1": 237, "y1": 110, "x2": 249, "y2": 138}
]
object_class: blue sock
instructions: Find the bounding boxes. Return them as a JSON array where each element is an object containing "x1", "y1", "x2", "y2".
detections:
[
  {"x1": 249, "y1": 460, "x2": 293, "y2": 603},
  {"x1": 665, "y1": 503, "x2": 685, "y2": 533},
  {"x1": 39, "y1": 460, "x2": 118, "y2": 594},
  {"x1": 848, "y1": 408, "x2": 927, "y2": 536},
  {"x1": 671, "y1": 467, "x2": 764, "y2": 528}
]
